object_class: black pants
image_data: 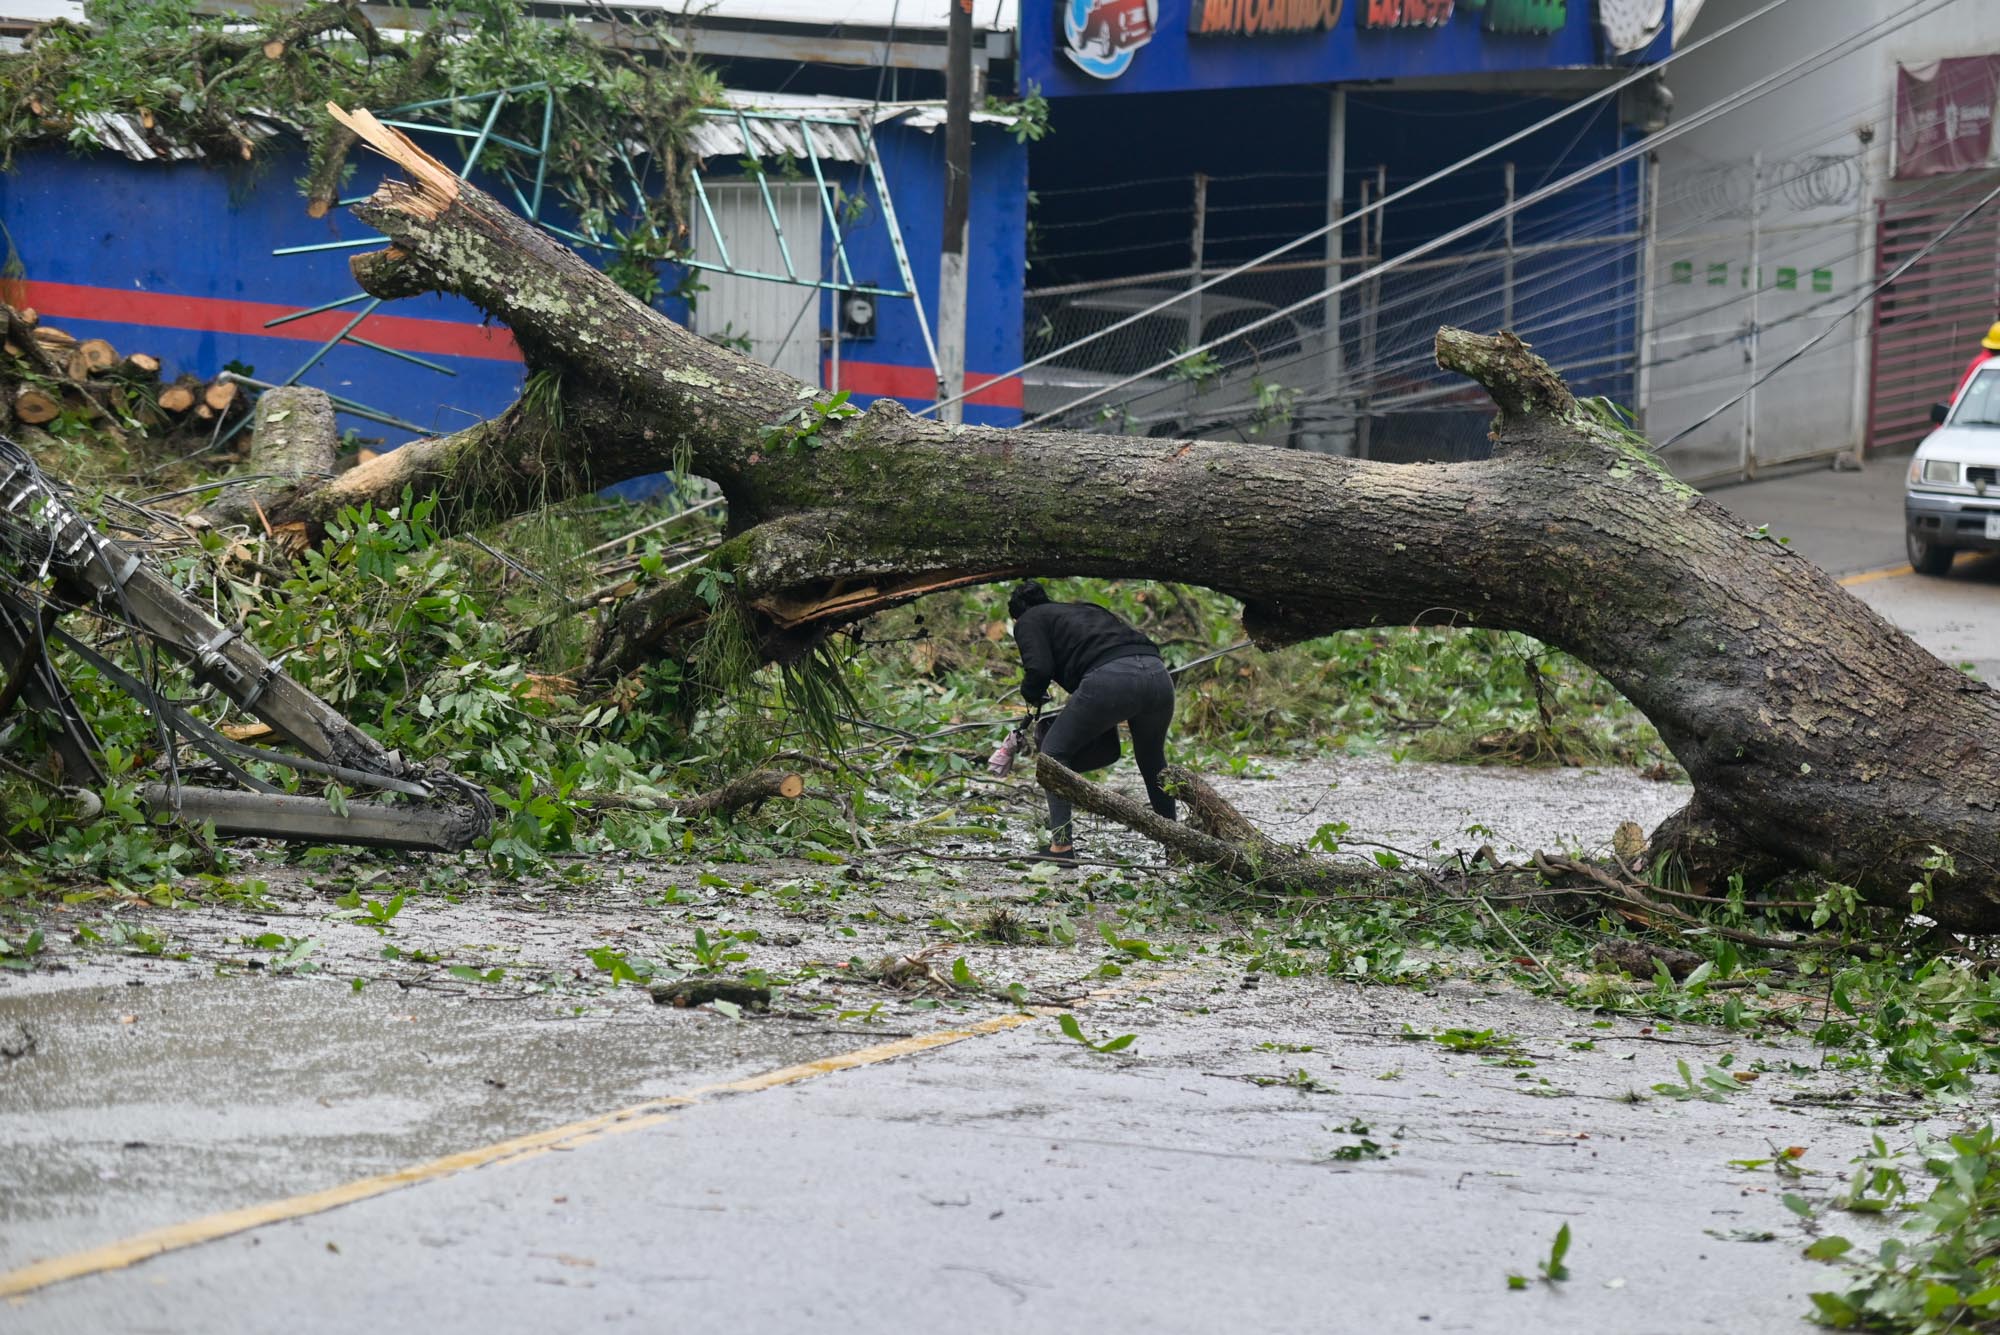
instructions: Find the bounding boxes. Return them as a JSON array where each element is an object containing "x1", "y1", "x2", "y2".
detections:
[{"x1": 1039, "y1": 655, "x2": 1176, "y2": 846}]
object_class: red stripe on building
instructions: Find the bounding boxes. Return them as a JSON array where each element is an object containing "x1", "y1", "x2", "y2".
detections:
[
  {"x1": 826, "y1": 358, "x2": 1025, "y2": 409},
  {"x1": 20, "y1": 280, "x2": 522, "y2": 363}
]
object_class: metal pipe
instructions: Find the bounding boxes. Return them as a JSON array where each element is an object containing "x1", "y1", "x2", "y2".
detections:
[
  {"x1": 272, "y1": 236, "x2": 388, "y2": 256},
  {"x1": 860, "y1": 121, "x2": 940, "y2": 375},
  {"x1": 800, "y1": 121, "x2": 858, "y2": 287},
  {"x1": 690, "y1": 172, "x2": 733, "y2": 271},
  {"x1": 1321, "y1": 88, "x2": 1347, "y2": 454},
  {"x1": 262, "y1": 291, "x2": 370, "y2": 329},
  {"x1": 737, "y1": 109, "x2": 798, "y2": 281},
  {"x1": 1637, "y1": 153, "x2": 1661, "y2": 432},
  {"x1": 339, "y1": 334, "x2": 458, "y2": 377},
  {"x1": 1187, "y1": 173, "x2": 1208, "y2": 355},
  {"x1": 530, "y1": 89, "x2": 555, "y2": 217}
]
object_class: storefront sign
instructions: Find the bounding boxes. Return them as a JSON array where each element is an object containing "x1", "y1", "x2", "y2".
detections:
[
  {"x1": 1030, "y1": 0, "x2": 1618, "y2": 95},
  {"x1": 1360, "y1": 0, "x2": 1452, "y2": 27},
  {"x1": 1895, "y1": 57, "x2": 2000, "y2": 179},
  {"x1": 1362, "y1": 0, "x2": 1566, "y2": 34},
  {"x1": 1192, "y1": 0, "x2": 1341, "y2": 37}
]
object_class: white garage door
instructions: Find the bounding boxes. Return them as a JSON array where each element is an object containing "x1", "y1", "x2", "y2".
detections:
[{"x1": 689, "y1": 182, "x2": 824, "y2": 386}]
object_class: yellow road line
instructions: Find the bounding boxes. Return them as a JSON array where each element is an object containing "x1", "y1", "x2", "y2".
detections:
[
  {"x1": 0, "y1": 1010, "x2": 1041, "y2": 1302},
  {"x1": 1839, "y1": 563, "x2": 1913, "y2": 586}
]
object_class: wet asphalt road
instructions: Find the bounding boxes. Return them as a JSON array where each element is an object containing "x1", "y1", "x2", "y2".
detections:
[
  {"x1": 3, "y1": 456, "x2": 1990, "y2": 1333},
  {"x1": 3, "y1": 965, "x2": 1922, "y2": 1334}
]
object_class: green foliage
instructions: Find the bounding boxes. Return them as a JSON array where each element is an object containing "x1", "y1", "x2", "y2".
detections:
[
  {"x1": 760, "y1": 391, "x2": 860, "y2": 455},
  {"x1": 1807, "y1": 1126, "x2": 2000, "y2": 1333},
  {"x1": 3, "y1": 1, "x2": 720, "y2": 303},
  {"x1": 1056, "y1": 1012, "x2": 1136, "y2": 1054},
  {"x1": 984, "y1": 81, "x2": 1051, "y2": 144},
  {"x1": 1651, "y1": 1058, "x2": 1744, "y2": 1102},
  {"x1": 586, "y1": 945, "x2": 655, "y2": 986}
]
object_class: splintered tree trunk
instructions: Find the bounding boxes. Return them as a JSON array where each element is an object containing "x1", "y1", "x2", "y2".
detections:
[{"x1": 245, "y1": 108, "x2": 2000, "y2": 930}]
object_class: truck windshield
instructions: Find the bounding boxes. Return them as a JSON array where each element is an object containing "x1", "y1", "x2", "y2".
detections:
[{"x1": 1953, "y1": 368, "x2": 2000, "y2": 427}]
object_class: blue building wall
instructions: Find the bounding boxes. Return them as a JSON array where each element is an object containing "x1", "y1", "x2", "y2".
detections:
[
  {"x1": 0, "y1": 117, "x2": 1027, "y2": 470},
  {"x1": 807, "y1": 120, "x2": 1029, "y2": 423}
]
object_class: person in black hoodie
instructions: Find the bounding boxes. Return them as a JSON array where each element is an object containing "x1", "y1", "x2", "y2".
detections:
[{"x1": 1008, "y1": 581, "x2": 1176, "y2": 863}]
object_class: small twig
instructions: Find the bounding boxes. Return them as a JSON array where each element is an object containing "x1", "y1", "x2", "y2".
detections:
[{"x1": 1475, "y1": 894, "x2": 1564, "y2": 992}]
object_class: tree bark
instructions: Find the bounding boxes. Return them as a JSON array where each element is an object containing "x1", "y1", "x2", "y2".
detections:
[{"x1": 259, "y1": 109, "x2": 2000, "y2": 931}]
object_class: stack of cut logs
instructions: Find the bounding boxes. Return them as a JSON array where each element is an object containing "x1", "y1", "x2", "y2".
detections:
[{"x1": 0, "y1": 302, "x2": 245, "y2": 439}]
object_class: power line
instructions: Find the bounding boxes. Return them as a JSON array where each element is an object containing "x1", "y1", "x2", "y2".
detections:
[
  {"x1": 1020, "y1": 0, "x2": 1959, "y2": 429},
  {"x1": 925, "y1": 0, "x2": 1812, "y2": 418}
]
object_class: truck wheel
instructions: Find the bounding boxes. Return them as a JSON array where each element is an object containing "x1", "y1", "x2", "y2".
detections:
[{"x1": 1907, "y1": 528, "x2": 1955, "y2": 576}]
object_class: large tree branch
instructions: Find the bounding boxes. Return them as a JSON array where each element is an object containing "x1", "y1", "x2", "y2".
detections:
[{"x1": 285, "y1": 108, "x2": 2000, "y2": 931}]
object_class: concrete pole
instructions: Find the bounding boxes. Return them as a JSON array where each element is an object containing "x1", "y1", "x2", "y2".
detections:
[
  {"x1": 936, "y1": 0, "x2": 973, "y2": 423},
  {"x1": 1636, "y1": 153, "x2": 1660, "y2": 433},
  {"x1": 1187, "y1": 173, "x2": 1208, "y2": 353},
  {"x1": 1502, "y1": 161, "x2": 1517, "y2": 332},
  {"x1": 1321, "y1": 87, "x2": 1349, "y2": 454},
  {"x1": 1744, "y1": 149, "x2": 1762, "y2": 480}
]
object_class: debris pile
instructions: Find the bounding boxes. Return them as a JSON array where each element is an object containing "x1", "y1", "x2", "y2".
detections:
[{"x1": 0, "y1": 302, "x2": 246, "y2": 442}]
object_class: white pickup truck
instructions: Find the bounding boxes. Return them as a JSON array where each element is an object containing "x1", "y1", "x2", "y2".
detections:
[{"x1": 1905, "y1": 363, "x2": 2000, "y2": 576}]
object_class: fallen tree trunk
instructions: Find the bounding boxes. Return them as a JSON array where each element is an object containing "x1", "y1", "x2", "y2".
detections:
[{"x1": 242, "y1": 108, "x2": 2000, "y2": 930}]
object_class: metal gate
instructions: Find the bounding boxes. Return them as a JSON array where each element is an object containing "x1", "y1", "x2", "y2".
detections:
[{"x1": 1868, "y1": 176, "x2": 2000, "y2": 454}]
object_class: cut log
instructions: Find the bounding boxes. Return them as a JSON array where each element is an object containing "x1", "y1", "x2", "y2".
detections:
[
  {"x1": 197, "y1": 386, "x2": 339, "y2": 531},
  {"x1": 256, "y1": 107, "x2": 2000, "y2": 931},
  {"x1": 62, "y1": 347, "x2": 91, "y2": 382},
  {"x1": 118, "y1": 353, "x2": 161, "y2": 380},
  {"x1": 15, "y1": 308, "x2": 36, "y2": 329},
  {"x1": 203, "y1": 379, "x2": 240, "y2": 413},
  {"x1": 12, "y1": 386, "x2": 59, "y2": 424},
  {"x1": 76, "y1": 338, "x2": 118, "y2": 374},
  {"x1": 1037, "y1": 755, "x2": 1399, "y2": 894},
  {"x1": 31, "y1": 326, "x2": 74, "y2": 348},
  {"x1": 157, "y1": 379, "x2": 199, "y2": 414}
]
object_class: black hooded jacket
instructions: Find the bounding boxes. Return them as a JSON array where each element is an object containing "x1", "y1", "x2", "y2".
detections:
[{"x1": 1013, "y1": 601, "x2": 1160, "y2": 706}]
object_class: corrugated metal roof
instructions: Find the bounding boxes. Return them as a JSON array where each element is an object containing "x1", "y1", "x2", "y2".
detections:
[
  {"x1": 68, "y1": 108, "x2": 295, "y2": 163},
  {"x1": 693, "y1": 92, "x2": 1019, "y2": 162}
]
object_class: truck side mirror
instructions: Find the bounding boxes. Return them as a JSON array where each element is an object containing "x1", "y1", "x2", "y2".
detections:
[{"x1": 1932, "y1": 402, "x2": 1951, "y2": 425}]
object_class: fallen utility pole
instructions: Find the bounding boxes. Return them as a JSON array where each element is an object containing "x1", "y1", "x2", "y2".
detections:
[{"x1": 0, "y1": 435, "x2": 491, "y2": 852}]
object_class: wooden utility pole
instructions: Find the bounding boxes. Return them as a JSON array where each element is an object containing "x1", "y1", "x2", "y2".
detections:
[{"x1": 937, "y1": 0, "x2": 973, "y2": 422}]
